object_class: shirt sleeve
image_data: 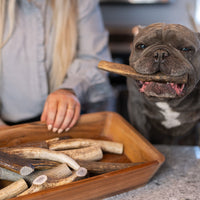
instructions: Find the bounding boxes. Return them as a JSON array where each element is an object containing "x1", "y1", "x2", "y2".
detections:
[{"x1": 58, "y1": 0, "x2": 113, "y2": 106}]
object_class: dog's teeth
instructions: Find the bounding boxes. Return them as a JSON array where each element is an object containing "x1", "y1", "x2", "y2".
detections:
[{"x1": 181, "y1": 84, "x2": 185, "y2": 90}]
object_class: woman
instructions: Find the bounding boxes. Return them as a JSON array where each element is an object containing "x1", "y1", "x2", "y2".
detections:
[{"x1": 0, "y1": 0, "x2": 113, "y2": 133}]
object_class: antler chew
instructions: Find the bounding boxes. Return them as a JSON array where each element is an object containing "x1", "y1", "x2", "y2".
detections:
[
  {"x1": 60, "y1": 146, "x2": 103, "y2": 161},
  {"x1": 2, "y1": 147, "x2": 81, "y2": 170},
  {"x1": 77, "y1": 161, "x2": 144, "y2": 174},
  {"x1": 0, "y1": 164, "x2": 73, "y2": 186},
  {"x1": 0, "y1": 150, "x2": 34, "y2": 176},
  {"x1": 98, "y1": 60, "x2": 188, "y2": 84},
  {"x1": 0, "y1": 179, "x2": 28, "y2": 200},
  {"x1": 19, "y1": 167, "x2": 87, "y2": 196},
  {"x1": 0, "y1": 167, "x2": 22, "y2": 182},
  {"x1": 30, "y1": 159, "x2": 59, "y2": 170},
  {"x1": 48, "y1": 138, "x2": 123, "y2": 154},
  {"x1": 24, "y1": 163, "x2": 72, "y2": 185}
]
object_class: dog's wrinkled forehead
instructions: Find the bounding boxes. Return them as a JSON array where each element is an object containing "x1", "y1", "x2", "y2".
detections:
[{"x1": 134, "y1": 23, "x2": 199, "y2": 48}]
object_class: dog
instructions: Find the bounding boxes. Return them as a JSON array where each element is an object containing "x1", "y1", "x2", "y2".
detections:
[{"x1": 127, "y1": 23, "x2": 200, "y2": 145}]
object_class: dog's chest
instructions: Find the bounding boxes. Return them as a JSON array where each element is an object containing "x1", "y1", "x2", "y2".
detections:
[{"x1": 155, "y1": 102, "x2": 181, "y2": 129}]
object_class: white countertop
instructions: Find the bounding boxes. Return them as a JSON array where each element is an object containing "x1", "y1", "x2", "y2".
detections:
[{"x1": 104, "y1": 145, "x2": 200, "y2": 200}]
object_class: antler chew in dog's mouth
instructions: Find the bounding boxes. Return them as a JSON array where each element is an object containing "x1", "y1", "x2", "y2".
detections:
[
  {"x1": 98, "y1": 60, "x2": 187, "y2": 98},
  {"x1": 98, "y1": 60, "x2": 188, "y2": 84}
]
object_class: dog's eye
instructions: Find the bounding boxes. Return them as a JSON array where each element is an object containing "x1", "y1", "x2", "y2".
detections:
[
  {"x1": 136, "y1": 44, "x2": 147, "y2": 50},
  {"x1": 180, "y1": 47, "x2": 192, "y2": 52}
]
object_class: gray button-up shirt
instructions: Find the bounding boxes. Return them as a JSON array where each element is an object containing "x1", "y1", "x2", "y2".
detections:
[{"x1": 0, "y1": 0, "x2": 112, "y2": 123}]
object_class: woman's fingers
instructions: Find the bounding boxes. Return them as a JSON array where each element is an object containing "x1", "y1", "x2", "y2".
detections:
[
  {"x1": 40, "y1": 101, "x2": 48, "y2": 123},
  {"x1": 51, "y1": 102, "x2": 67, "y2": 133},
  {"x1": 67, "y1": 103, "x2": 81, "y2": 129},
  {"x1": 59, "y1": 102, "x2": 81, "y2": 133},
  {"x1": 41, "y1": 89, "x2": 81, "y2": 133},
  {"x1": 46, "y1": 99, "x2": 57, "y2": 131},
  {"x1": 57, "y1": 106, "x2": 75, "y2": 133}
]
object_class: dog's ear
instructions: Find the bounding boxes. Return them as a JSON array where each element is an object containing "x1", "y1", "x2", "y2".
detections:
[
  {"x1": 132, "y1": 25, "x2": 145, "y2": 37},
  {"x1": 130, "y1": 25, "x2": 145, "y2": 51}
]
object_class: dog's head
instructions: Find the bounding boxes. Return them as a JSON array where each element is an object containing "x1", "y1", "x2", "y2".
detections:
[{"x1": 129, "y1": 23, "x2": 200, "y2": 100}]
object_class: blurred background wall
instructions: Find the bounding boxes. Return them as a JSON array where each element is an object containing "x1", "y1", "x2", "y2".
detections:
[{"x1": 101, "y1": 0, "x2": 196, "y2": 30}]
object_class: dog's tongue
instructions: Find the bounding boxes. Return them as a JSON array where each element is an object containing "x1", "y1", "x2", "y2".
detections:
[{"x1": 140, "y1": 82, "x2": 184, "y2": 98}]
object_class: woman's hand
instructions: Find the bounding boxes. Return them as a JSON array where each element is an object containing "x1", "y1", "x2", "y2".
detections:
[{"x1": 41, "y1": 89, "x2": 81, "y2": 134}]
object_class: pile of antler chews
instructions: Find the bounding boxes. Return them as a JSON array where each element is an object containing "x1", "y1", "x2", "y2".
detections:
[{"x1": 0, "y1": 137, "x2": 132, "y2": 199}]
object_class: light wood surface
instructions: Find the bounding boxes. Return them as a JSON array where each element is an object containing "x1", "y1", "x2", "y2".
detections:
[{"x1": 0, "y1": 111, "x2": 165, "y2": 200}]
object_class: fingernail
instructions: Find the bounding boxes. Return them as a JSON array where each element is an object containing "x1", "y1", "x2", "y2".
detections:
[
  {"x1": 65, "y1": 128, "x2": 70, "y2": 132},
  {"x1": 58, "y1": 129, "x2": 63, "y2": 134},
  {"x1": 48, "y1": 124, "x2": 52, "y2": 131},
  {"x1": 53, "y1": 127, "x2": 58, "y2": 133}
]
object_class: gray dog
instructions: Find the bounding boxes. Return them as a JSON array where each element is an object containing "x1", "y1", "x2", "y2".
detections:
[{"x1": 127, "y1": 23, "x2": 200, "y2": 145}]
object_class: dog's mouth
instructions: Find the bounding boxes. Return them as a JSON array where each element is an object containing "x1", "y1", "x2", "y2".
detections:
[
  {"x1": 97, "y1": 60, "x2": 189, "y2": 98},
  {"x1": 137, "y1": 81, "x2": 185, "y2": 98}
]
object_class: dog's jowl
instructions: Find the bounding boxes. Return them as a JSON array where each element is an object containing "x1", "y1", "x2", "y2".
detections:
[{"x1": 127, "y1": 23, "x2": 200, "y2": 145}]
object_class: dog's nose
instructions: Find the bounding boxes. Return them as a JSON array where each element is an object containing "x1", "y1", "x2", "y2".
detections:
[{"x1": 154, "y1": 49, "x2": 169, "y2": 63}]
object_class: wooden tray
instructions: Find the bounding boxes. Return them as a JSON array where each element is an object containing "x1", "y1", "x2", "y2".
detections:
[{"x1": 0, "y1": 111, "x2": 165, "y2": 200}]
